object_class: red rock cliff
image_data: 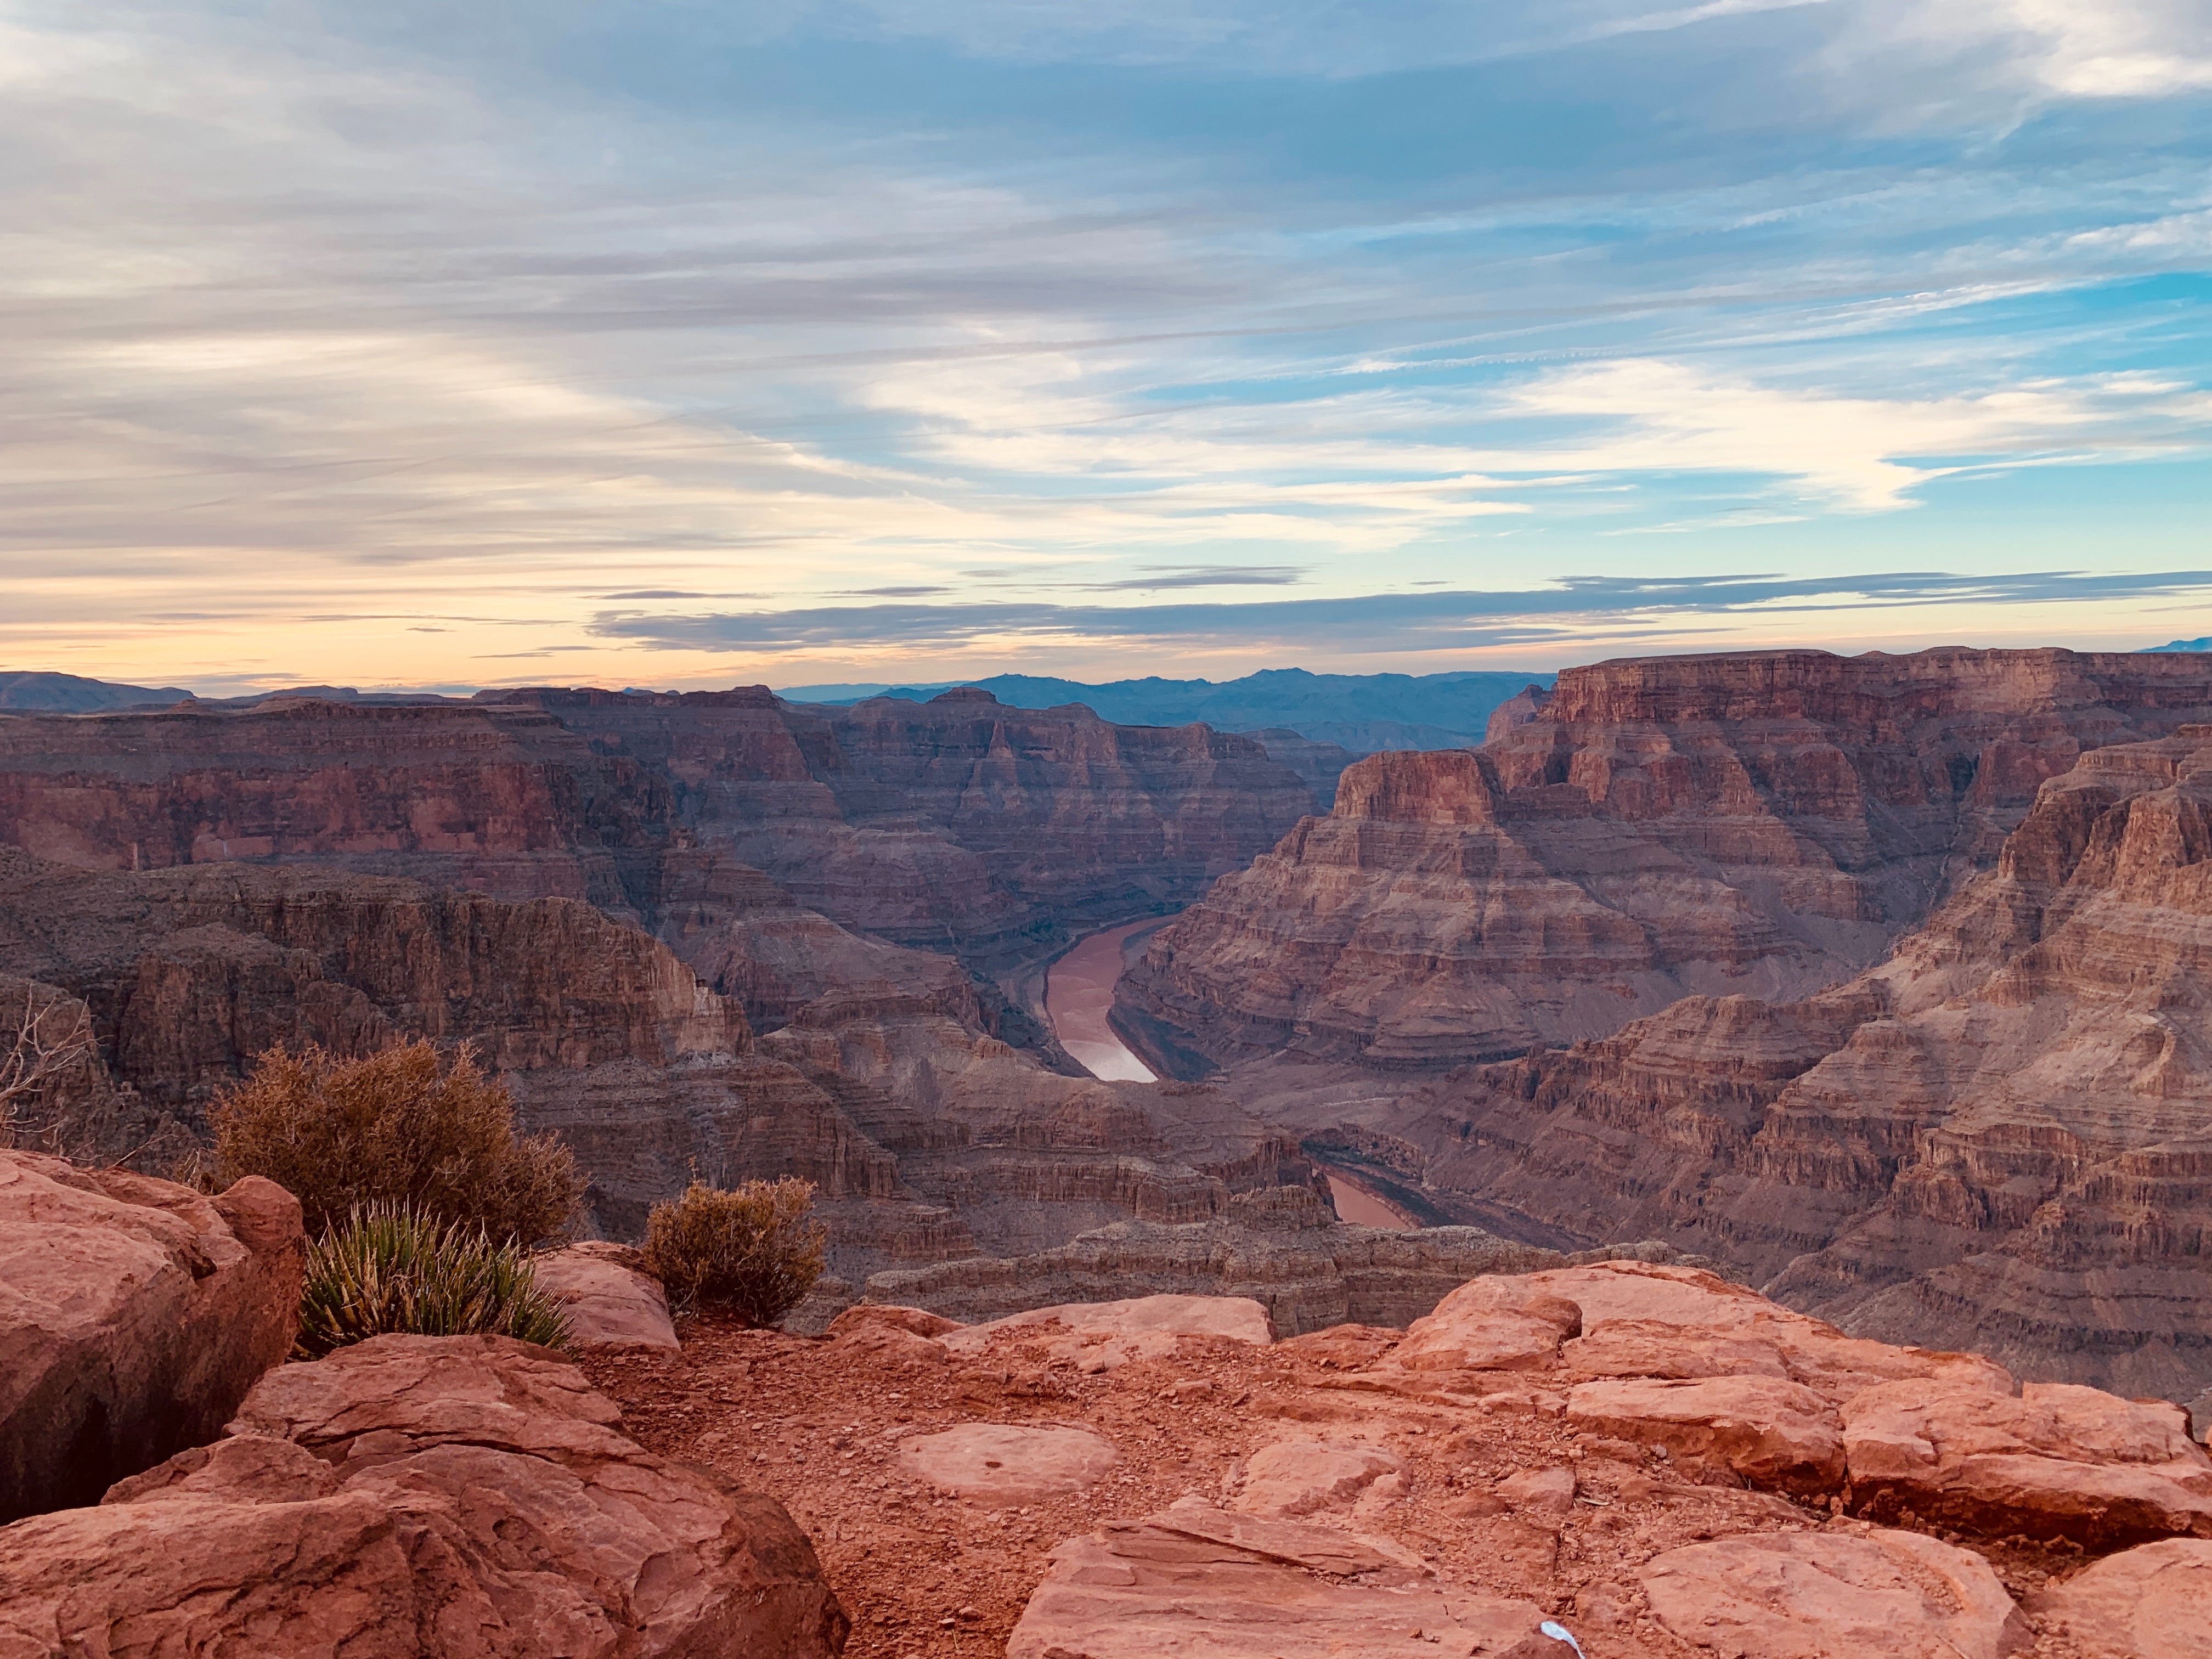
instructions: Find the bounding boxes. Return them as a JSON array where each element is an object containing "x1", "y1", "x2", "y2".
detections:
[
  {"x1": 1395, "y1": 726, "x2": 2212, "y2": 1398},
  {"x1": 1121, "y1": 647, "x2": 2212, "y2": 1070}
]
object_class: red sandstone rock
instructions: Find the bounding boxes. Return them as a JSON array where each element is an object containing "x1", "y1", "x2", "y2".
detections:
[
  {"x1": 0, "y1": 1334, "x2": 848, "y2": 1659},
  {"x1": 940, "y1": 1293, "x2": 1274, "y2": 1372},
  {"x1": 1232, "y1": 1438, "x2": 1402, "y2": 1516},
  {"x1": 0, "y1": 1150, "x2": 303, "y2": 1522},
  {"x1": 1006, "y1": 1500, "x2": 1554, "y2": 1658},
  {"x1": 1639, "y1": 1528, "x2": 2026, "y2": 1658},
  {"x1": 1385, "y1": 1274, "x2": 1583, "y2": 1373},
  {"x1": 2026, "y1": 1538, "x2": 2212, "y2": 1658},
  {"x1": 826, "y1": 1303, "x2": 963, "y2": 1340},
  {"x1": 898, "y1": 1422, "x2": 1120, "y2": 1506},
  {"x1": 1566, "y1": 1376, "x2": 1846, "y2": 1496},
  {"x1": 1842, "y1": 1376, "x2": 2212, "y2": 1545},
  {"x1": 533, "y1": 1241, "x2": 679, "y2": 1350}
]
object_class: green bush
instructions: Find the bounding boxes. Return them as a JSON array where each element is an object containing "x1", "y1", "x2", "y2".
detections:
[
  {"x1": 295, "y1": 1204, "x2": 573, "y2": 1359},
  {"x1": 208, "y1": 1039, "x2": 581, "y2": 1244},
  {"x1": 642, "y1": 1177, "x2": 825, "y2": 1325}
]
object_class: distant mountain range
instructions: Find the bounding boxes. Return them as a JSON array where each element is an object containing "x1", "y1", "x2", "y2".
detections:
[
  {"x1": 776, "y1": 667, "x2": 1554, "y2": 752},
  {"x1": 2, "y1": 666, "x2": 1553, "y2": 755},
  {"x1": 0, "y1": 672, "x2": 193, "y2": 712},
  {"x1": 2149, "y1": 637, "x2": 2212, "y2": 652}
]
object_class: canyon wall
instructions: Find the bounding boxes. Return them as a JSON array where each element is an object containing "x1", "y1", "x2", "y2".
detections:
[
  {"x1": 1355, "y1": 729, "x2": 2212, "y2": 1397},
  {"x1": 0, "y1": 685, "x2": 1311, "y2": 975},
  {"x1": 1122, "y1": 647, "x2": 2212, "y2": 1071},
  {"x1": 0, "y1": 848, "x2": 1310, "y2": 1283}
]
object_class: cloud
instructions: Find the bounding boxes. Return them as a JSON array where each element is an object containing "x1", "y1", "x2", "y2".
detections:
[
  {"x1": 818, "y1": 0, "x2": 2212, "y2": 103},
  {"x1": 1092, "y1": 565, "x2": 1308, "y2": 590},
  {"x1": 0, "y1": 1, "x2": 2208, "y2": 693},
  {"x1": 591, "y1": 568, "x2": 2212, "y2": 655},
  {"x1": 1482, "y1": 359, "x2": 2209, "y2": 511}
]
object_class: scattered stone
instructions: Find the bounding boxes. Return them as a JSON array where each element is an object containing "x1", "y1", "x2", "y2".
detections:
[
  {"x1": 0, "y1": 1150, "x2": 304, "y2": 1522},
  {"x1": 1233, "y1": 1438, "x2": 1402, "y2": 1516},
  {"x1": 2027, "y1": 1538, "x2": 2212, "y2": 1659},
  {"x1": 0, "y1": 1334, "x2": 847, "y2": 1658},
  {"x1": 1640, "y1": 1529, "x2": 2025, "y2": 1658},
  {"x1": 532, "y1": 1240, "x2": 679, "y2": 1350},
  {"x1": 898, "y1": 1422, "x2": 1120, "y2": 1506},
  {"x1": 1497, "y1": 1465, "x2": 1576, "y2": 1517}
]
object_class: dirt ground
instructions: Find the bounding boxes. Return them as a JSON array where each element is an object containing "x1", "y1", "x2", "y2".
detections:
[{"x1": 579, "y1": 1313, "x2": 2107, "y2": 1658}]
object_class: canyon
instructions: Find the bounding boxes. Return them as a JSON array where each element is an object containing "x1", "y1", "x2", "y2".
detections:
[
  {"x1": 5, "y1": 647, "x2": 2212, "y2": 1408},
  {"x1": 7, "y1": 647, "x2": 2212, "y2": 1654}
]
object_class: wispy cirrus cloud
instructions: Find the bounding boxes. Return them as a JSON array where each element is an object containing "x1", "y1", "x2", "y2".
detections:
[{"x1": 593, "y1": 568, "x2": 2212, "y2": 656}]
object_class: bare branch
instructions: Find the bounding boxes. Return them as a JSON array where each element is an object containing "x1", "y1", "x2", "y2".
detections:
[{"x1": 0, "y1": 986, "x2": 98, "y2": 1135}]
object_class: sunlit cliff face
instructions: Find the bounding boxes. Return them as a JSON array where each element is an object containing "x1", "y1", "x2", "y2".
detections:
[{"x1": 5, "y1": 0, "x2": 2211, "y2": 696}]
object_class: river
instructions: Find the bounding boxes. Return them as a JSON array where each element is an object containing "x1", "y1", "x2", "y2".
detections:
[
  {"x1": 1043, "y1": 921, "x2": 1159, "y2": 1082},
  {"x1": 1046, "y1": 924, "x2": 1422, "y2": 1229}
]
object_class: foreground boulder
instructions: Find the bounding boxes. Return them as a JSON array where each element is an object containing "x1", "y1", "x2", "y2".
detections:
[
  {"x1": 1007, "y1": 1498, "x2": 1555, "y2": 1658},
  {"x1": 0, "y1": 1334, "x2": 849, "y2": 1658},
  {"x1": 0, "y1": 1149, "x2": 303, "y2": 1522},
  {"x1": 1640, "y1": 1530, "x2": 2026, "y2": 1659},
  {"x1": 1843, "y1": 1376, "x2": 2212, "y2": 1547},
  {"x1": 533, "y1": 1240, "x2": 681, "y2": 1350},
  {"x1": 2028, "y1": 1538, "x2": 2212, "y2": 1658}
]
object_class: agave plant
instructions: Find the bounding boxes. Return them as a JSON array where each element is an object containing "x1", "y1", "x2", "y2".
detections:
[{"x1": 295, "y1": 1203, "x2": 573, "y2": 1359}]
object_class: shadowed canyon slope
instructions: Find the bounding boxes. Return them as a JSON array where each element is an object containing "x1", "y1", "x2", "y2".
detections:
[
  {"x1": 0, "y1": 845, "x2": 1313, "y2": 1288},
  {"x1": 1122, "y1": 648, "x2": 2212, "y2": 1071},
  {"x1": 0, "y1": 685, "x2": 1309, "y2": 974}
]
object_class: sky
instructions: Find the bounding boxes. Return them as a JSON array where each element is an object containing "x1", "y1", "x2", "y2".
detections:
[{"x1": 5, "y1": 1, "x2": 2212, "y2": 695}]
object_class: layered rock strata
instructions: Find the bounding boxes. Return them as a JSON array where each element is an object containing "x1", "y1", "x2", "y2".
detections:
[
  {"x1": 1124, "y1": 647, "x2": 2212, "y2": 1070},
  {"x1": 0, "y1": 685, "x2": 1310, "y2": 989},
  {"x1": 508, "y1": 684, "x2": 1314, "y2": 966},
  {"x1": 1383, "y1": 729, "x2": 2212, "y2": 1398},
  {"x1": 0, "y1": 848, "x2": 1309, "y2": 1278},
  {"x1": 0, "y1": 1334, "x2": 849, "y2": 1658},
  {"x1": 0, "y1": 1150, "x2": 303, "y2": 1522}
]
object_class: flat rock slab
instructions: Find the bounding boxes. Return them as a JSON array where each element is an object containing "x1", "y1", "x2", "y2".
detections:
[
  {"x1": 532, "y1": 1242, "x2": 679, "y2": 1350},
  {"x1": 0, "y1": 1334, "x2": 848, "y2": 1659},
  {"x1": 2029, "y1": 1538, "x2": 2212, "y2": 1659},
  {"x1": 1640, "y1": 1528, "x2": 2024, "y2": 1659},
  {"x1": 1843, "y1": 1377, "x2": 2212, "y2": 1546},
  {"x1": 1233, "y1": 1438, "x2": 1401, "y2": 1517},
  {"x1": 942, "y1": 1294, "x2": 1273, "y2": 1372},
  {"x1": 898, "y1": 1422, "x2": 1119, "y2": 1506},
  {"x1": 1568, "y1": 1375, "x2": 1845, "y2": 1496},
  {"x1": 1007, "y1": 1502, "x2": 1556, "y2": 1658},
  {"x1": 0, "y1": 1151, "x2": 303, "y2": 1522}
]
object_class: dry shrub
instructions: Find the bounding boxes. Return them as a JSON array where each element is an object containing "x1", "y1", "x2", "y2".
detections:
[
  {"x1": 295, "y1": 1204, "x2": 572, "y2": 1359},
  {"x1": 642, "y1": 1177, "x2": 825, "y2": 1325},
  {"x1": 209, "y1": 1039, "x2": 580, "y2": 1243}
]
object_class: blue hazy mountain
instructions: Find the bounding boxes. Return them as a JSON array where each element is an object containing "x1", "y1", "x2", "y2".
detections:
[
  {"x1": 0, "y1": 672, "x2": 193, "y2": 712},
  {"x1": 2148, "y1": 638, "x2": 2212, "y2": 652},
  {"x1": 775, "y1": 667, "x2": 1553, "y2": 753}
]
